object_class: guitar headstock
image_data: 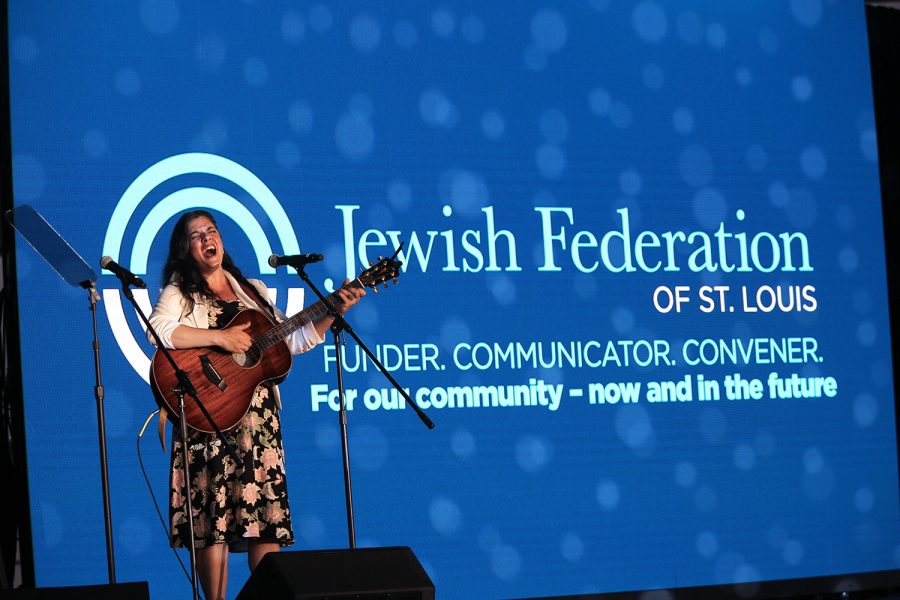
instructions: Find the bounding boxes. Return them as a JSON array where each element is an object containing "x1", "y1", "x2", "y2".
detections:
[{"x1": 358, "y1": 243, "x2": 403, "y2": 292}]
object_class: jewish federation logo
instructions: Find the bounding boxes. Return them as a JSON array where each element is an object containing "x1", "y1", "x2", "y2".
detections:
[{"x1": 101, "y1": 152, "x2": 304, "y2": 382}]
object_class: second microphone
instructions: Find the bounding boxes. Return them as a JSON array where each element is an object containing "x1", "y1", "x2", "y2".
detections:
[{"x1": 268, "y1": 253, "x2": 324, "y2": 269}]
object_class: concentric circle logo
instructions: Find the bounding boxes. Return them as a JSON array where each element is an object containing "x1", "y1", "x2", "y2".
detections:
[{"x1": 101, "y1": 152, "x2": 304, "y2": 382}]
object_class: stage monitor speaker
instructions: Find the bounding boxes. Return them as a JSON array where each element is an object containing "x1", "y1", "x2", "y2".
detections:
[
  {"x1": 236, "y1": 546, "x2": 435, "y2": 600},
  {"x1": 0, "y1": 582, "x2": 149, "y2": 599}
]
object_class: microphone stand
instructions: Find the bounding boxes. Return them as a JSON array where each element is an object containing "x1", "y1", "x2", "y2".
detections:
[
  {"x1": 80, "y1": 279, "x2": 116, "y2": 584},
  {"x1": 119, "y1": 280, "x2": 240, "y2": 600},
  {"x1": 291, "y1": 260, "x2": 434, "y2": 548}
]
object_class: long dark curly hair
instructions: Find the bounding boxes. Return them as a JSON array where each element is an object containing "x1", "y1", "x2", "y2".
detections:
[{"x1": 162, "y1": 210, "x2": 272, "y2": 315}]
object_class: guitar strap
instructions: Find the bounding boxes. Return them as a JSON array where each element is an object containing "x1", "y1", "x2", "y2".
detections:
[{"x1": 235, "y1": 278, "x2": 284, "y2": 410}]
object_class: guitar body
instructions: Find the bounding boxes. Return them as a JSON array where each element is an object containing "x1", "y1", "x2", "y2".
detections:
[{"x1": 150, "y1": 308, "x2": 293, "y2": 432}]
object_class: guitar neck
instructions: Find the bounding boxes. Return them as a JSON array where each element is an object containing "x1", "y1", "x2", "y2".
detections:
[{"x1": 254, "y1": 279, "x2": 363, "y2": 351}]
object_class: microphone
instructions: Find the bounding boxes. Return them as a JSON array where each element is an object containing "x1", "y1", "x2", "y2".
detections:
[
  {"x1": 268, "y1": 253, "x2": 324, "y2": 269},
  {"x1": 100, "y1": 256, "x2": 147, "y2": 289}
]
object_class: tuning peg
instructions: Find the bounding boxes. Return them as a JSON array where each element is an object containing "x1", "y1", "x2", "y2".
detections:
[
  {"x1": 392, "y1": 277, "x2": 398, "y2": 284},
  {"x1": 368, "y1": 261, "x2": 373, "y2": 267},
  {"x1": 372, "y1": 287, "x2": 379, "y2": 294}
]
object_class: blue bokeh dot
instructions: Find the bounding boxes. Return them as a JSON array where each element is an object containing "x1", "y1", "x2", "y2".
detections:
[
  {"x1": 853, "y1": 393, "x2": 877, "y2": 428},
  {"x1": 536, "y1": 144, "x2": 566, "y2": 179},
  {"x1": 429, "y1": 496, "x2": 462, "y2": 536},
  {"x1": 733, "y1": 444, "x2": 756, "y2": 471},
  {"x1": 115, "y1": 67, "x2": 141, "y2": 97},
  {"x1": 461, "y1": 15, "x2": 485, "y2": 44},
  {"x1": 282, "y1": 10, "x2": 306, "y2": 44},
  {"x1": 432, "y1": 8, "x2": 456, "y2": 38},
  {"x1": 792, "y1": 76, "x2": 814, "y2": 102},
  {"x1": 632, "y1": 2, "x2": 668, "y2": 44},
  {"x1": 298, "y1": 514, "x2": 327, "y2": 545},
  {"x1": 706, "y1": 22, "x2": 727, "y2": 48},
  {"x1": 615, "y1": 405, "x2": 656, "y2": 456},
  {"x1": 672, "y1": 107, "x2": 694, "y2": 135},
  {"x1": 791, "y1": 0, "x2": 823, "y2": 28},
  {"x1": 275, "y1": 140, "x2": 301, "y2": 169},
  {"x1": 118, "y1": 517, "x2": 152, "y2": 555},
  {"x1": 289, "y1": 101, "x2": 314, "y2": 135},
  {"x1": 676, "y1": 11, "x2": 704, "y2": 45},
  {"x1": 838, "y1": 247, "x2": 859, "y2": 273},
  {"x1": 314, "y1": 422, "x2": 339, "y2": 456},
  {"x1": 488, "y1": 273, "x2": 517, "y2": 306},
  {"x1": 515, "y1": 435, "x2": 552, "y2": 472},
  {"x1": 335, "y1": 113, "x2": 375, "y2": 162},
  {"x1": 696, "y1": 531, "x2": 718, "y2": 558},
  {"x1": 419, "y1": 88, "x2": 460, "y2": 128},
  {"x1": 439, "y1": 318, "x2": 471, "y2": 351},
  {"x1": 759, "y1": 27, "x2": 779, "y2": 54},
  {"x1": 800, "y1": 145, "x2": 827, "y2": 180},
  {"x1": 783, "y1": 540, "x2": 805, "y2": 565},
  {"x1": 735, "y1": 67, "x2": 753, "y2": 87},
  {"x1": 140, "y1": 0, "x2": 179, "y2": 35},
  {"x1": 768, "y1": 181, "x2": 790, "y2": 208},
  {"x1": 675, "y1": 461, "x2": 697, "y2": 488},
  {"x1": 596, "y1": 479, "x2": 621, "y2": 511},
  {"x1": 349, "y1": 93, "x2": 374, "y2": 119},
  {"x1": 531, "y1": 9, "x2": 568, "y2": 52},
  {"x1": 857, "y1": 321, "x2": 876, "y2": 346},
  {"x1": 482, "y1": 110, "x2": 505, "y2": 140},
  {"x1": 539, "y1": 108, "x2": 569, "y2": 144},
  {"x1": 855, "y1": 487, "x2": 874, "y2": 512},
  {"x1": 441, "y1": 169, "x2": 490, "y2": 217},
  {"x1": 619, "y1": 169, "x2": 642, "y2": 196},
  {"x1": 609, "y1": 102, "x2": 632, "y2": 128},
  {"x1": 589, "y1": 88, "x2": 612, "y2": 116},
  {"x1": 450, "y1": 429, "x2": 476, "y2": 458},
  {"x1": 83, "y1": 129, "x2": 108, "y2": 159},
  {"x1": 860, "y1": 129, "x2": 878, "y2": 162},
  {"x1": 490, "y1": 544, "x2": 522, "y2": 582},
  {"x1": 350, "y1": 13, "x2": 381, "y2": 53},
  {"x1": 560, "y1": 533, "x2": 585, "y2": 562},
  {"x1": 309, "y1": 4, "x2": 334, "y2": 32},
  {"x1": 803, "y1": 447, "x2": 824, "y2": 474},
  {"x1": 244, "y1": 57, "x2": 268, "y2": 86}
]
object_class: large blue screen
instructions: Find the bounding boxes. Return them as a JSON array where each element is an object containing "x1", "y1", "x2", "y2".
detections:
[{"x1": 8, "y1": 1, "x2": 899, "y2": 598}]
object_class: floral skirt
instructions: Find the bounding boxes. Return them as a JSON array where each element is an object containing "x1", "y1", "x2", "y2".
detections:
[{"x1": 169, "y1": 384, "x2": 293, "y2": 551}]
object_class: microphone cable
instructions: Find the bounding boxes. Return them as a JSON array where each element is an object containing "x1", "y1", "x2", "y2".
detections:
[{"x1": 136, "y1": 410, "x2": 197, "y2": 592}]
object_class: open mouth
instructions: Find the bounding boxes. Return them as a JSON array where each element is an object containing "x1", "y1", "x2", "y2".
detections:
[{"x1": 204, "y1": 245, "x2": 217, "y2": 257}]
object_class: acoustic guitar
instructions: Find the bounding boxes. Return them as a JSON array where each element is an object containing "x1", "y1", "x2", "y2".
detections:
[{"x1": 149, "y1": 255, "x2": 401, "y2": 432}]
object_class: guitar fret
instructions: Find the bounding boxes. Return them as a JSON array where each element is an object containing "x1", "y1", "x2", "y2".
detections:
[{"x1": 253, "y1": 283, "x2": 362, "y2": 350}]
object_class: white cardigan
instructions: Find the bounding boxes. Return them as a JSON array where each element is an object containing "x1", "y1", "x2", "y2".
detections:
[{"x1": 147, "y1": 270, "x2": 324, "y2": 354}]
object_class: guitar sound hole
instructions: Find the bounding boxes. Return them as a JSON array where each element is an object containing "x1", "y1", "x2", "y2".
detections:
[{"x1": 233, "y1": 348, "x2": 260, "y2": 368}]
